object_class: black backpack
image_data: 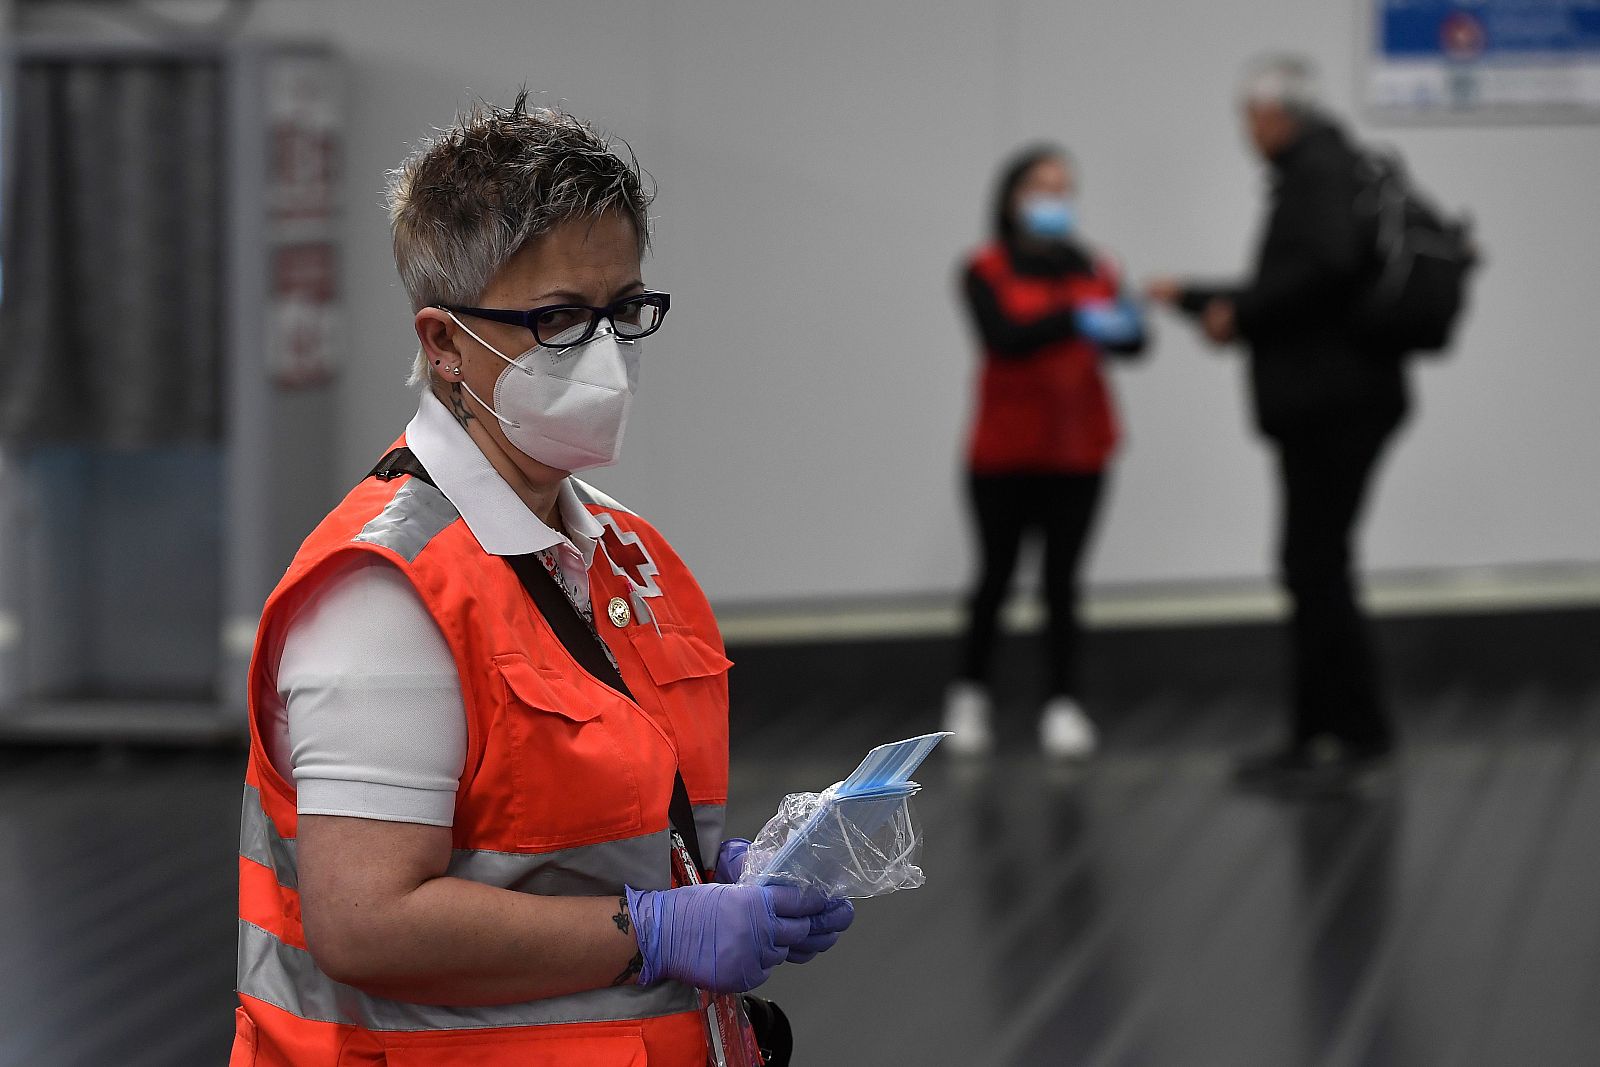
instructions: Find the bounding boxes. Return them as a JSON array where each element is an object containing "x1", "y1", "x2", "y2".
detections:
[{"x1": 1349, "y1": 149, "x2": 1478, "y2": 356}]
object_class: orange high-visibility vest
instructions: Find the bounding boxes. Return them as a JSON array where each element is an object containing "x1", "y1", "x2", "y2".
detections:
[
  {"x1": 231, "y1": 440, "x2": 730, "y2": 1066},
  {"x1": 965, "y1": 242, "x2": 1122, "y2": 475}
]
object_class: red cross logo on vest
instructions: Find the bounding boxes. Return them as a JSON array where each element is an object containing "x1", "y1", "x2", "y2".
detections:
[{"x1": 597, "y1": 513, "x2": 661, "y2": 597}]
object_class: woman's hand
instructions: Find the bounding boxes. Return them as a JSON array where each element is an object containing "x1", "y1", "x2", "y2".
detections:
[
  {"x1": 707, "y1": 837, "x2": 855, "y2": 966},
  {"x1": 624, "y1": 883, "x2": 850, "y2": 993},
  {"x1": 782, "y1": 897, "x2": 855, "y2": 963},
  {"x1": 715, "y1": 837, "x2": 751, "y2": 884},
  {"x1": 1074, "y1": 301, "x2": 1143, "y2": 347}
]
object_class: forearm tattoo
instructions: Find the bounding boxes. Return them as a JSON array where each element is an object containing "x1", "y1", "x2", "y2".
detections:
[
  {"x1": 611, "y1": 950, "x2": 644, "y2": 986},
  {"x1": 609, "y1": 898, "x2": 642, "y2": 985},
  {"x1": 449, "y1": 382, "x2": 474, "y2": 430}
]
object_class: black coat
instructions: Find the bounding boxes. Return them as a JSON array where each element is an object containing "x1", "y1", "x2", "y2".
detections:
[{"x1": 1185, "y1": 120, "x2": 1409, "y2": 439}]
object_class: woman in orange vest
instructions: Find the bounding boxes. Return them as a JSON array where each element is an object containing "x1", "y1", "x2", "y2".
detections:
[
  {"x1": 942, "y1": 145, "x2": 1147, "y2": 760},
  {"x1": 231, "y1": 94, "x2": 851, "y2": 1067}
]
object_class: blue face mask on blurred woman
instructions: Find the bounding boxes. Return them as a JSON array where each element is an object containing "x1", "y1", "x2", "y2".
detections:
[
  {"x1": 445, "y1": 311, "x2": 640, "y2": 473},
  {"x1": 1019, "y1": 195, "x2": 1078, "y2": 240}
]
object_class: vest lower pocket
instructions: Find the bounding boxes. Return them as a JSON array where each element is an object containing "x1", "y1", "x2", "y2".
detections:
[
  {"x1": 227, "y1": 1007, "x2": 258, "y2": 1067},
  {"x1": 382, "y1": 1023, "x2": 648, "y2": 1066}
]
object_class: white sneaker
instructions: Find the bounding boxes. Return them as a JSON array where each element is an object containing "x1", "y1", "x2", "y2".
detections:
[
  {"x1": 941, "y1": 681, "x2": 994, "y2": 756},
  {"x1": 1039, "y1": 697, "x2": 1097, "y2": 759}
]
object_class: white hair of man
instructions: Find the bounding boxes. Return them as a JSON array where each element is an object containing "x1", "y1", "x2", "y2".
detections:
[{"x1": 1239, "y1": 53, "x2": 1323, "y2": 118}]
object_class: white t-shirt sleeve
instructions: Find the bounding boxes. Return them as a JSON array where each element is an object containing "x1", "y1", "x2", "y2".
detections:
[{"x1": 264, "y1": 554, "x2": 468, "y2": 826}]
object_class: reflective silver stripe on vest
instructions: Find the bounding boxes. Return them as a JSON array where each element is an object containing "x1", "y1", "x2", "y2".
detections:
[
  {"x1": 238, "y1": 786, "x2": 692, "y2": 1030},
  {"x1": 693, "y1": 803, "x2": 726, "y2": 861},
  {"x1": 353, "y1": 478, "x2": 459, "y2": 563},
  {"x1": 240, "y1": 786, "x2": 673, "y2": 894},
  {"x1": 239, "y1": 787, "x2": 299, "y2": 889},
  {"x1": 570, "y1": 478, "x2": 634, "y2": 515},
  {"x1": 238, "y1": 920, "x2": 699, "y2": 1031},
  {"x1": 443, "y1": 832, "x2": 672, "y2": 895}
]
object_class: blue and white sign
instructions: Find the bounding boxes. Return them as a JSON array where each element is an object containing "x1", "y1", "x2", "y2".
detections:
[{"x1": 1369, "y1": 0, "x2": 1600, "y2": 119}]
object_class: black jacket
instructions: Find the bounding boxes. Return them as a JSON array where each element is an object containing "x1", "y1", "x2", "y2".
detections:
[{"x1": 1183, "y1": 120, "x2": 1409, "y2": 438}]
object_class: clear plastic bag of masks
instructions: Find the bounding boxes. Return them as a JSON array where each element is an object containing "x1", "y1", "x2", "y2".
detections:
[{"x1": 737, "y1": 732, "x2": 948, "y2": 899}]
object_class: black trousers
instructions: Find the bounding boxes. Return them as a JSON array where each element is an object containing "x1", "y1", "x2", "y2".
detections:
[
  {"x1": 1273, "y1": 421, "x2": 1400, "y2": 750},
  {"x1": 958, "y1": 471, "x2": 1105, "y2": 699}
]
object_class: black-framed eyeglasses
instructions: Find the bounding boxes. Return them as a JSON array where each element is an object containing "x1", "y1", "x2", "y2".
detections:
[{"x1": 440, "y1": 291, "x2": 670, "y2": 350}]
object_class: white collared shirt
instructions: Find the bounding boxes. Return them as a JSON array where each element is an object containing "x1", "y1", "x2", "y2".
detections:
[
  {"x1": 262, "y1": 391, "x2": 602, "y2": 826},
  {"x1": 406, "y1": 387, "x2": 603, "y2": 601}
]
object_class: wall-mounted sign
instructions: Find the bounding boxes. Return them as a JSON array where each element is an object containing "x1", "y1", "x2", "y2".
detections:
[
  {"x1": 263, "y1": 52, "x2": 341, "y2": 387},
  {"x1": 266, "y1": 242, "x2": 339, "y2": 389},
  {"x1": 266, "y1": 53, "x2": 339, "y2": 227},
  {"x1": 1368, "y1": 0, "x2": 1600, "y2": 121}
]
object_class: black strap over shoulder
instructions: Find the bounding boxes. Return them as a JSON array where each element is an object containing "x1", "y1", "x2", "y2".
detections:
[
  {"x1": 506, "y1": 553, "x2": 708, "y2": 876},
  {"x1": 510, "y1": 555, "x2": 708, "y2": 875},
  {"x1": 365, "y1": 445, "x2": 708, "y2": 875},
  {"x1": 368, "y1": 446, "x2": 436, "y2": 488},
  {"x1": 505, "y1": 553, "x2": 628, "y2": 697}
]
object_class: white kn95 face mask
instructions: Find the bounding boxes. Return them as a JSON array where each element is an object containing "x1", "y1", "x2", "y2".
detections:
[{"x1": 445, "y1": 311, "x2": 640, "y2": 473}]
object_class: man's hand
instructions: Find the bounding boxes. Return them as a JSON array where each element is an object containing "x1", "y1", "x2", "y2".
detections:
[
  {"x1": 1143, "y1": 276, "x2": 1184, "y2": 306},
  {"x1": 1202, "y1": 297, "x2": 1237, "y2": 344}
]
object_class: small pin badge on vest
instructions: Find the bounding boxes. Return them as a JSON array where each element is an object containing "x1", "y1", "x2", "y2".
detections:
[{"x1": 607, "y1": 596, "x2": 632, "y2": 628}]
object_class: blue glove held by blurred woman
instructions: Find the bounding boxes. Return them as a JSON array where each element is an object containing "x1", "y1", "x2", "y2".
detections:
[{"x1": 1075, "y1": 299, "x2": 1144, "y2": 347}]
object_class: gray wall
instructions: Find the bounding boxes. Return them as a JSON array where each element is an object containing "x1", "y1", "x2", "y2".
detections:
[{"x1": 260, "y1": 0, "x2": 1600, "y2": 605}]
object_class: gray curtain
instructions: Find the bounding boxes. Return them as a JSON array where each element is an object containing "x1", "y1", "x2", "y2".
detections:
[{"x1": 0, "y1": 56, "x2": 224, "y2": 445}]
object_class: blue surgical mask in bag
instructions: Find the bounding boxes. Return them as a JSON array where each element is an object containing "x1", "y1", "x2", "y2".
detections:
[{"x1": 739, "y1": 733, "x2": 950, "y2": 898}]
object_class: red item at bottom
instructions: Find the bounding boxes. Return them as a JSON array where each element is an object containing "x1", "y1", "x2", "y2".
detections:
[{"x1": 670, "y1": 831, "x2": 766, "y2": 1067}]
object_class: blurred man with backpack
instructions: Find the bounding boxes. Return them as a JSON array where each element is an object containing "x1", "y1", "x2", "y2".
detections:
[{"x1": 1147, "y1": 54, "x2": 1473, "y2": 795}]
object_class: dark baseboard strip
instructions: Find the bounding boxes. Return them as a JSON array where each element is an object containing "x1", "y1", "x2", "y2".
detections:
[{"x1": 726, "y1": 606, "x2": 1600, "y2": 734}]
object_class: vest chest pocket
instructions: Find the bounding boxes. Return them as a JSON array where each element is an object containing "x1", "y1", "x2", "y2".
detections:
[
  {"x1": 493, "y1": 653, "x2": 645, "y2": 851},
  {"x1": 623, "y1": 625, "x2": 732, "y2": 794},
  {"x1": 625, "y1": 623, "x2": 732, "y2": 687}
]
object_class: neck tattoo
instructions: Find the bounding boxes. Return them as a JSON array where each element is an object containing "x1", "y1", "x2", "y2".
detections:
[{"x1": 448, "y1": 382, "x2": 474, "y2": 431}]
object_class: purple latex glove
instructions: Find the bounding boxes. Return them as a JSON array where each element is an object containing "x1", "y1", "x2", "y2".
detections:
[
  {"x1": 784, "y1": 897, "x2": 855, "y2": 963},
  {"x1": 624, "y1": 882, "x2": 827, "y2": 993},
  {"x1": 711, "y1": 837, "x2": 852, "y2": 963},
  {"x1": 715, "y1": 837, "x2": 751, "y2": 884}
]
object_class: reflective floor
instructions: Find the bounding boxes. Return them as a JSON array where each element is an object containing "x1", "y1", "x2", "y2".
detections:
[
  {"x1": 747, "y1": 683, "x2": 1600, "y2": 1066},
  {"x1": 2, "y1": 634, "x2": 1599, "y2": 1065}
]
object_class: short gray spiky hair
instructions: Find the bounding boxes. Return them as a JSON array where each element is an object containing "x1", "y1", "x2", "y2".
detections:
[{"x1": 387, "y1": 92, "x2": 653, "y2": 383}]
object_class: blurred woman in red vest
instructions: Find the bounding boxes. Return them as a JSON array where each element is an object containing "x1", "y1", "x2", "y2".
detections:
[{"x1": 943, "y1": 145, "x2": 1147, "y2": 758}]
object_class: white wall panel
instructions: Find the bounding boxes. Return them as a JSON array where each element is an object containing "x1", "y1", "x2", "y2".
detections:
[{"x1": 240, "y1": 0, "x2": 1597, "y2": 603}]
